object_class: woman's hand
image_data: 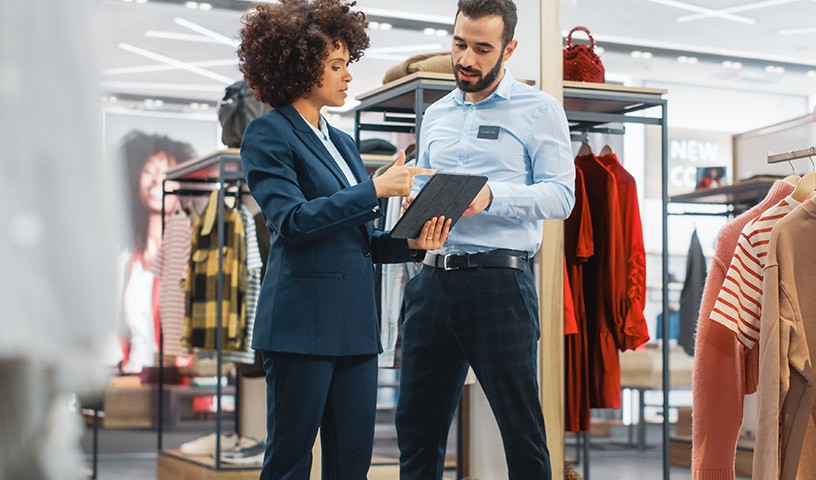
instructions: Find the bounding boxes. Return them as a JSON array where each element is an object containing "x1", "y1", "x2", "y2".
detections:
[
  {"x1": 373, "y1": 150, "x2": 435, "y2": 199},
  {"x1": 406, "y1": 216, "x2": 451, "y2": 251}
]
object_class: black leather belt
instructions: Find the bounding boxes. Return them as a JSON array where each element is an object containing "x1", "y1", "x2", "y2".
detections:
[{"x1": 422, "y1": 249, "x2": 528, "y2": 271}]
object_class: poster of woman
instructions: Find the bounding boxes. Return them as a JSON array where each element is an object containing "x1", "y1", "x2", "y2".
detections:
[{"x1": 104, "y1": 109, "x2": 219, "y2": 372}]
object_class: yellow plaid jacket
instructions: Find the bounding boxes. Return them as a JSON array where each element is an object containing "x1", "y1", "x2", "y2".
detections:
[{"x1": 182, "y1": 190, "x2": 247, "y2": 351}]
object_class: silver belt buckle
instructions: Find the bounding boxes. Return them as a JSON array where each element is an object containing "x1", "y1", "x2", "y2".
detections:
[{"x1": 442, "y1": 254, "x2": 458, "y2": 270}]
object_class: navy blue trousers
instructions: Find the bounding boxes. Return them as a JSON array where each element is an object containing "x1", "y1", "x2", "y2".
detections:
[
  {"x1": 260, "y1": 352, "x2": 377, "y2": 480},
  {"x1": 396, "y1": 264, "x2": 551, "y2": 479}
]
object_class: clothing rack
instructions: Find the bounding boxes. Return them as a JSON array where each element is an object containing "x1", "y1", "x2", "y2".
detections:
[
  {"x1": 767, "y1": 145, "x2": 816, "y2": 164},
  {"x1": 157, "y1": 149, "x2": 254, "y2": 473}
]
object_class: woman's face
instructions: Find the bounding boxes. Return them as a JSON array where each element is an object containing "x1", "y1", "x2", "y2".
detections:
[
  {"x1": 139, "y1": 151, "x2": 175, "y2": 212},
  {"x1": 308, "y1": 41, "x2": 352, "y2": 109}
]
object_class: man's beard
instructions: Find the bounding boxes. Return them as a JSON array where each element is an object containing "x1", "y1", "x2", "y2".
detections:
[{"x1": 453, "y1": 54, "x2": 503, "y2": 93}]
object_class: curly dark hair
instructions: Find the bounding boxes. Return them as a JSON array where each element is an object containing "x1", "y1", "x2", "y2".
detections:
[
  {"x1": 121, "y1": 130, "x2": 195, "y2": 252},
  {"x1": 238, "y1": 0, "x2": 370, "y2": 107}
]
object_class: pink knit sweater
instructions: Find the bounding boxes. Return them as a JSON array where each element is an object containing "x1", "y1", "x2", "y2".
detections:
[{"x1": 692, "y1": 180, "x2": 794, "y2": 480}]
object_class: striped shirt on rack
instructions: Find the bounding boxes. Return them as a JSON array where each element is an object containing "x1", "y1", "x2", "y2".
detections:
[{"x1": 709, "y1": 196, "x2": 800, "y2": 348}]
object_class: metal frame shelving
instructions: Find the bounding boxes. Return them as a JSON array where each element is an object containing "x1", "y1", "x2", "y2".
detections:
[{"x1": 157, "y1": 149, "x2": 253, "y2": 474}]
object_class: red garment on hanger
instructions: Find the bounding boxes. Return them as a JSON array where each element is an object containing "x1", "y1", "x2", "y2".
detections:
[
  {"x1": 575, "y1": 153, "x2": 623, "y2": 409},
  {"x1": 597, "y1": 153, "x2": 649, "y2": 350},
  {"x1": 565, "y1": 167, "x2": 594, "y2": 431},
  {"x1": 564, "y1": 261, "x2": 578, "y2": 336}
]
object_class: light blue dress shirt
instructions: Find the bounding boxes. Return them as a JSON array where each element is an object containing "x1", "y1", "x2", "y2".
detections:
[
  {"x1": 413, "y1": 70, "x2": 575, "y2": 257},
  {"x1": 301, "y1": 112, "x2": 358, "y2": 186}
]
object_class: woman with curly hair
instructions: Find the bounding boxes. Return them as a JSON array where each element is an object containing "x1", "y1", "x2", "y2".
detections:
[{"x1": 238, "y1": 1, "x2": 451, "y2": 477}]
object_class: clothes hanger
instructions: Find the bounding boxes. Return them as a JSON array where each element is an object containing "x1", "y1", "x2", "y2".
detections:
[
  {"x1": 782, "y1": 158, "x2": 800, "y2": 187},
  {"x1": 599, "y1": 144, "x2": 615, "y2": 156},
  {"x1": 790, "y1": 154, "x2": 816, "y2": 201},
  {"x1": 577, "y1": 140, "x2": 593, "y2": 157}
]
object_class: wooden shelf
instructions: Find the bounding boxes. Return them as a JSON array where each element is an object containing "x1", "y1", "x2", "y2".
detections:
[
  {"x1": 166, "y1": 149, "x2": 243, "y2": 182},
  {"x1": 669, "y1": 176, "x2": 780, "y2": 206}
]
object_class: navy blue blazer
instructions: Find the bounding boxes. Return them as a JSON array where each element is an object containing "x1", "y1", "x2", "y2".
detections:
[{"x1": 241, "y1": 104, "x2": 416, "y2": 356}]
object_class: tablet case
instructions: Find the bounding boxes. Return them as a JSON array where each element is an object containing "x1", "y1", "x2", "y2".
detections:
[{"x1": 389, "y1": 173, "x2": 488, "y2": 239}]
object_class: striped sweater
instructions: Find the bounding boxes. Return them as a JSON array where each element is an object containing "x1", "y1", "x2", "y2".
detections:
[{"x1": 709, "y1": 196, "x2": 800, "y2": 348}]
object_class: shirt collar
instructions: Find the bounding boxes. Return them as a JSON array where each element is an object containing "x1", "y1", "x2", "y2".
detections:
[
  {"x1": 453, "y1": 68, "x2": 514, "y2": 105},
  {"x1": 298, "y1": 111, "x2": 329, "y2": 141}
]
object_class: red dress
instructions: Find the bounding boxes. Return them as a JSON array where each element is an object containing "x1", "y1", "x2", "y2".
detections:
[
  {"x1": 565, "y1": 167, "x2": 594, "y2": 431},
  {"x1": 598, "y1": 153, "x2": 649, "y2": 350},
  {"x1": 575, "y1": 153, "x2": 624, "y2": 409}
]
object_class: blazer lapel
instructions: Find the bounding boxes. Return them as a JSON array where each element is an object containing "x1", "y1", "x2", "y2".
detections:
[
  {"x1": 329, "y1": 127, "x2": 368, "y2": 184},
  {"x1": 278, "y1": 104, "x2": 349, "y2": 189}
]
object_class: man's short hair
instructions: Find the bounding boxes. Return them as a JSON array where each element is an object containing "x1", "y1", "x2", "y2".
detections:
[{"x1": 456, "y1": 0, "x2": 517, "y2": 46}]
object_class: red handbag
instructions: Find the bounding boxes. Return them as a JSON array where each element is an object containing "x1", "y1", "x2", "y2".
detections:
[{"x1": 563, "y1": 26, "x2": 605, "y2": 84}]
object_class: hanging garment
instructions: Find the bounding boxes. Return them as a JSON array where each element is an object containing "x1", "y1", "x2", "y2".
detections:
[
  {"x1": 222, "y1": 205, "x2": 263, "y2": 364},
  {"x1": 565, "y1": 166, "x2": 594, "y2": 431},
  {"x1": 709, "y1": 196, "x2": 801, "y2": 348},
  {"x1": 564, "y1": 261, "x2": 578, "y2": 336},
  {"x1": 753, "y1": 200, "x2": 816, "y2": 479},
  {"x1": 678, "y1": 229, "x2": 706, "y2": 356},
  {"x1": 121, "y1": 255, "x2": 157, "y2": 372},
  {"x1": 575, "y1": 153, "x2": 624, "y2": 409},
  {"x1": 151, "y1": 210, "x2": 194, "y2": 357},
  {"x1": 692, "y1": 180, "x2": 794, "y2": 478},
  {"x1": 182, "y1": 190, "x2": 247, "y2": 351},
  {"x1": 598, "y1": 153, "x2": 649, "y2": 350}
]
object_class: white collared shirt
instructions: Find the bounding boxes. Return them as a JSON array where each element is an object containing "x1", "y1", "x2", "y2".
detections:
[{"x1": 301, "y1": 113, "x2": 358, "y2": 186}]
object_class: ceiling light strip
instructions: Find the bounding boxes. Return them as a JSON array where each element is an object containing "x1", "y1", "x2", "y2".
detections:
[
  {"x1": 778, "y1": 26, "x2": 816, "y2": 35},
  {"x1": 100, "y1": 81, "x2": 227, "y2": 92},
  {"x1": 591, "y1": 32, "x2": 816, "y2": 67},
  {"x1": 103, "y1": 59, "x2": 238, "y2": 75},
  {"x1": 145, "y1": 31, "x2": 226, "y2": 43},
  {"x1": 117, "y1": 42, "x2": 235, "y2": 84},
  {"x1": 644, "y1": 0, "x2": 756, "y2": 24},
  {"x1": 676, "y1": 0, "x2": 801, "y2": 23},
  {"x1": 173, "y1": 17, "x2": 238, "y2": 46}
]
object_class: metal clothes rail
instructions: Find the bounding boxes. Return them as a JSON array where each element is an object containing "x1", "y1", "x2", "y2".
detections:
[{"x1": 157, "y1": 149, "x2": 255, "y2": 473}]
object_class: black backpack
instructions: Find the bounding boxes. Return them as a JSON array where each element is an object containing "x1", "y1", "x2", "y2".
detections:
[{"x1": 218, "y1": 80, "x2": 267, "y2": 148}]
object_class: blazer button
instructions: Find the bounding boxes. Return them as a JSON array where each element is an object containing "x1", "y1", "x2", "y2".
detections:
[{"x1": 362, "y1": 249, "x2": 371, "y2": 257}]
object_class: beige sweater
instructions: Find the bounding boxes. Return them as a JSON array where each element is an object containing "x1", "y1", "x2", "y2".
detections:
[{"x1": 754, "y1": 199, "x2": 816, "y2": 479}]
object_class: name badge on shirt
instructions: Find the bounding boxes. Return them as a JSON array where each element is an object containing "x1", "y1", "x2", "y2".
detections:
[{"x1": 477, "y1": 125, "x2": 500, "y2": 140}]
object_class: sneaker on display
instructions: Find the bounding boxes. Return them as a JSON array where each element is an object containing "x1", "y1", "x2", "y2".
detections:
[
  {"x1": 180, "y1": 432, "x2": 241, "y2": 456},
  {"x1": 218, "y1": 441, "x2": 266, "y2": 465}
]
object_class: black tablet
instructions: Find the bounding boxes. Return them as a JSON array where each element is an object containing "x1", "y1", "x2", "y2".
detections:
[{"x1": 389, "y1": 173, "x2": 488, "y2": 239}]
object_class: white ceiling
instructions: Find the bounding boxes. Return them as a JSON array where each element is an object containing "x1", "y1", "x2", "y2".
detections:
[{"x1": 93, "y1": 0, "x2": 816, "y2": 112}]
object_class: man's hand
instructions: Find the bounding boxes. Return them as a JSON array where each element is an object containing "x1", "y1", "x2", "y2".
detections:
[
  {"x1": 373, "y1": 150, "x2": 435, "y2": 199},
  {"x1": 406, "y1": 216, "x2": 451, "y2": 251},
  {"x1": 461, "y1": 184, "x2": 492, "y2": 217}
]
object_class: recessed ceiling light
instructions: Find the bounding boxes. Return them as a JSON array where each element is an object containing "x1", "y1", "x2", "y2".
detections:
[
  {"x1": 134, "y1": 0, "x2": 148, "y2": 3},
  {"x1": 144, "y1": 99, "x2": 155, "y2": 106},
  {"x1": 154, "y1": 99, "x2": 165, "y2": 106},
  {"x1": 185, "y1": 1, "x2": 198, "y2": 9},
  {"x1": 190, "y1": 102, "x2": 201, "y2": 110},
  {"x1": 641, "y1": 52, "x2": 653, "y2": 59},
  {"x1": 687, "y1": 56, "x2": 699, "y2": 64},
  {"x1": 379, "y1": 23, "x2": 392, "y2": 30},
  {"x1": 631, "y1": 50, "x2": 642, "y2": 58},
  {"x1": 121, "y1": 0, "x2": 133, "y2": 2},
  {"x1": 807, "y1": 70, "x2": 816, "y2": 78},
  {"x1": 423, "y1": 28, "x2": 436, "y2": 36},
  {"x1": 764, "y1": 65, "x2": 785, "y2": 74},
  {"x1": 678, "y1": 55, "x2": 688, "y2": 63},
  {"x1": 435, "y1": 29, "x2": 448, "y2": 36},
  {"x1": 200, "y1": 103, "x2": 210, "y2": 110},
  {"x1": 198, "y1": 2, "x2": 212, "y2": 10},
  {"x1": 369, "y1": 21, "x2": 380, "y2": 29},
  {"x1": 595, "y1": 46, "x2": 604, "y2": 54},
  {"x1": 109, "y1": 96, "x2": 118, "y2": 103},
  {"x1": 722, "y1": 60, "x2": 743, "y2": 69}
]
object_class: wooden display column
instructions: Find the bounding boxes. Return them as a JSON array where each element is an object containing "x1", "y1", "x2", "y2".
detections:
[{"x1": 537, "y1": 1, "x2": 565, "y2": 479}]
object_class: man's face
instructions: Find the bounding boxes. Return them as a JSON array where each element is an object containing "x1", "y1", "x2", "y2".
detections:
[{"x1": 451, "y1": 12, "x2": 516, "y2": 96}]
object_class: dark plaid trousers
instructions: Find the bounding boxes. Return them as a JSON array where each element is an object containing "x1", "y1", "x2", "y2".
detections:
[{"x1": 395, "y1": 262, "x2": 552, "y2": 480}]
